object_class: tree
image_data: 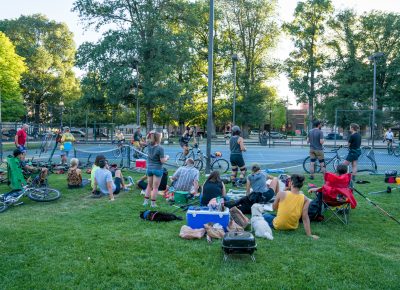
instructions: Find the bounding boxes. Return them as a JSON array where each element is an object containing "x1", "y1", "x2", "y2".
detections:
[
  {"x1": 220, "y1": 0, "x2": 280, "y2": 135},
  {"x1": 0, "y1": 32, "x2": 26, "y2": 121},
  {"x1": 285, "y1": 0, "x2": 333, "y2": 130},
  {"x1": 0, "y1": 14, "x2": 80, "y2": 126}
]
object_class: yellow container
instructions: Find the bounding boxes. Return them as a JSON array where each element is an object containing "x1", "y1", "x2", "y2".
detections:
[{"x1": 396, "y1": 177, "x2": 400, "y2": 185}]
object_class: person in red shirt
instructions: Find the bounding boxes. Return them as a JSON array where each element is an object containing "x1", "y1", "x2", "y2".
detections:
[{"x1": 15, "y1": 124, "x2": 29, "y2": 152}]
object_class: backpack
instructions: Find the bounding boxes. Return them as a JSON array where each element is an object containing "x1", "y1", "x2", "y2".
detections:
[{"x1": 308, "y1": 198, "x2": 323, "y2": 221}]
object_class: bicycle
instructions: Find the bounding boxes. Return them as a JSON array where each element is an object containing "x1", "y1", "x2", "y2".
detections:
[
  {"x1": 303, "y1": 146, "x2": 377, "y2": 174},
  {"x1": 175, "y1": 145, "x2": 204, "y2": 170},
  {"x1": 113, "y1": 140, "x2": 128, "y2": 158},
  {"x1": 0, "y1": 182, "x2": 61, "y2": 213},
  {"x1": 303, "y1": 146, "x2": 344, "y2": 174},
  {"x1": 131, "y1": 143, "x2": 148, "y2": 160},
  {"x1": 385, "y1": 140, "x2": 399, "y2": 157},
  {"x1": 175, "y1": 145, "x2": 230, "y2": 173}
]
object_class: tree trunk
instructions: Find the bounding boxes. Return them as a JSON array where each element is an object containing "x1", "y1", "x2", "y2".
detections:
[{"x1": 146, "y1": 106, "x2": 154, "y2": 132}]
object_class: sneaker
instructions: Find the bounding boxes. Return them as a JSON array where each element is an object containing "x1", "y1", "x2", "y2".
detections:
[
  {"x1": 143, "y1": 199, "x2": 149, "y2": 206},
  {"x1": 150, "y1": 203, "x2": 157, "y2": 208},
  {"x1": 309, "y1": 175, "x2": 314, "y2": 180},
  {"x1": 140, "y1": 190, "x2": 146, "y2": 195}
]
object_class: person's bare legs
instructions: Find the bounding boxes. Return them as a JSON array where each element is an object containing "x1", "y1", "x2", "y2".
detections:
[
  {"x1": 319, "y1": 161, "x2": 325, "y2": 174},
  {"x1": 144, "y1": 175, "x2": 153, "y2": 205},
  {"x1": 310, "y1": 161, "x2": 315, "y2": 177},
  {"x1": 231, "y1": 166, "x2": 238, "y2": 182},
  {"x1": 269, "y1": 177, "x2": 279, "y2": 194},
  {"x1": 352, "y1": 160, "x2": 358, "y2": 179},
  {"x1": 151, "y1": 176, "x2": 162, "y2": 207}
]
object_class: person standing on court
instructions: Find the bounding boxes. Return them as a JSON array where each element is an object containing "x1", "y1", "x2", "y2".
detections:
[
  {"x1": 229, "y1": 126, "x2": 247, "y2": 185},
  {"x1": 343, "y1": 123, "x2": 361, "y2": 180},
  {"x1": 143, "y1": 131, "x2": 169, "y2": 207},
  {"x1": 307, "y1": 120, "x2": 325, "y2": 180},
  {"x1": 15, "y1": 124, "x2": 29, "y2": 152}
]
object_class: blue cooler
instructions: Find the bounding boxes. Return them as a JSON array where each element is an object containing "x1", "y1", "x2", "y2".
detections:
[{"x1": 186, "y1": 206, "x2": 230, "y2": 231}]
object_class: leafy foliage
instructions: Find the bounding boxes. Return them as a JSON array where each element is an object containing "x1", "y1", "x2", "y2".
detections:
[{"x1": 0, "y1": 32, "x2": 26, "y2": 121}]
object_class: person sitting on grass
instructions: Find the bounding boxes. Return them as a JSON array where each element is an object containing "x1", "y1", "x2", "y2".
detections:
[
  {"x1": 170, "y1": 158, "x2": 199, "y2": 195},
  {"x1": 67, "y1": 158, "x2": 90, "y2": 188},
  {"x1": 93, "y1": 158, "x2": 128, "y2": 201},
  {"x1": 200, "y1": 171, "x2": 226, "y2": 206},
  {"x1": 90, "y1": 155, "x2": 106, "y2": 190},
  {"x1": 13, "y1": 149, "x2": 48, "y2": 188},
  {"x1": 137, "y1": 168, "x2": 168, "y2": 195},
  {"x1": 228, "y1": 164, "x2": 279, "y2": 214},
  {"x1": 263, "y1": 174, "x2": 319, "y2": 240}
]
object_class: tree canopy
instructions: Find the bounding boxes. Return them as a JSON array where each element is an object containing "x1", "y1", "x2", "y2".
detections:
[{"x1": 0, "y1": 32, "x2": 26, "y2": 121}]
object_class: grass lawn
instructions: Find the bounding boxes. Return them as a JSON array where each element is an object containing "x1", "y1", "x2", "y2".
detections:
[{"x1": 0, "y1": 171, "x2": 399, "y2": 289}]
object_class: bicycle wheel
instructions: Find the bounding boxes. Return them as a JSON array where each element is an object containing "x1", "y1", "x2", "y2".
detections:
[
  {"x1": 28, "y1": 188, "x2": 61, "y2": 202},
  {"x1": 194, "y1": 159, "x2": 203, "y2": 171},
  {"x1": 211, "y1": 158, "x2": 229, "y2": 174},
  {"x1": 175, "y1": 152, "x2": 186, "y2": 166},
  {"x1": 0, "y1": 199, "x2": 8, "y2": 213},
  {"x1": 113, "y1": 148, "x2": 121, "y2": 158},
  {"x1": 394, "y1": 146, "x2": 400, "y2": 157},
  {"x1": 388, "y1": 145, "x2": 394, "y2": 155},
  {"x1": 302, "y1": 156, "x2": 321, "y2": 174}
]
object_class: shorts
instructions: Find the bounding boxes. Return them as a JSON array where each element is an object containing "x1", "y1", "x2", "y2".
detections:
[
  {"x1": 346, "y1": 149, "x2": 361, "y2": 162},
  {"x1": 146, "y1": 169, "x2": 164, "y2": 178},
  {"x1": 113, "y1": 177, "x2": 121, "y2": 194},
  {"x1": 230, "y1": 154, "x2": 245, "y2": 168},
  {"x1": 180, "y1": 142, "x2": 189, "y2": 148},
  {"x1": 17, "y1": 145, "x2": 26, "y2": 152},
  {"x1": 132, "y1": 141, "x2": 140, "y2": 147},
  {"x1": 310, "y1": 149, "x2": 324, "y2": 161}
]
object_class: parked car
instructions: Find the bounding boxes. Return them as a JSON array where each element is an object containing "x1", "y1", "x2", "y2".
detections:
[
  {"x1": 325, "y1": 133, "x2": 343, "y2": 140},
  {"x1": 269, "y1": 131, "x2": 287, "y2": 139},
  {"x1": 70, "y1": 130, "x2": 86, "y2": 138},
  {"x1": 250, "y1": 130, "x2": 259, "y2": 135}
]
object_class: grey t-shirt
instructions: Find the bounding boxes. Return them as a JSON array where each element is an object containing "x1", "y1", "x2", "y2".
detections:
[
  {"x1": 308, "y1": 128, "x2": 324, "y2": 150},
  {"x1": 247, "y1": 171, "x2": 268, "y2": 193},
  {"x1": 94, "y1": 168, "x2": 116, "y2": 195},
  {"x1": 147, "y1": 144, "x2": 165, "y2": 170}
]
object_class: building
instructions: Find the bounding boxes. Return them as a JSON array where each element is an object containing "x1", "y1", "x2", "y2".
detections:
[{"x1": 287, "y1": 103, "x2": 308, "y2": 134}]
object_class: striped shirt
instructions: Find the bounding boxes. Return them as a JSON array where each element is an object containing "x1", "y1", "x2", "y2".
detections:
[{"x1": 172, "y1": 165, "x2": 199, "y2": 191}]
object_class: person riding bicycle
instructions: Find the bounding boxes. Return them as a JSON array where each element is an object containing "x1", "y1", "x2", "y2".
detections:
[
  {"x1": 307, "y1": 120, "x2": 325, "y2": 180},
  {"x1": 229, "y1": 125, "x2": 247, "y2": 185},
  {"x1": 8, "y1": 149, "x2": 48, "y2": 190},
  {"x1": 132, "y1": 126, "x2": 146, "y2": 148},
  {"x1": 384, "y1": 128, "x2": 394, "y2": 148},
  {"x1": 180, "y1": 126, "x2": 197, "y2": 157},
  {"x1": 115, "y1": 130, "x2": 125, "y2": 146}
]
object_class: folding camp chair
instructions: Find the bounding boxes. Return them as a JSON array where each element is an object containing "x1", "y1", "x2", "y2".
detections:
[{"x1": 317, "y1": 173, "x2": 357, "y2": 225}]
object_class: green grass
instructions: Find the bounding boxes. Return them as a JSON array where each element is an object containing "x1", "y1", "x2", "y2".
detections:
[{"x1": 0, "y1": 172, "x2": 399, "y2": 289}]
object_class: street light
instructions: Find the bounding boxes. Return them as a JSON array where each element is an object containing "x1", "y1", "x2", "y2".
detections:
[
  {"x1": 232, "y1": 54, "x2": 238, "y2": 126},
  {"x1": 59, "y1": 101, "x2": 64, "y2": 129},
  {"x1": 132, "y1": 58, "x2": 140, "y2": 126},
  {"x1": 368, "y1": 52, "x2": 384, "y2": 149}
]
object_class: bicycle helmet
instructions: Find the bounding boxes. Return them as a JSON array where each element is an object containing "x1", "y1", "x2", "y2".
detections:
[{"x1": 232, "y1": 125, "x2": 241, "y2": 135}]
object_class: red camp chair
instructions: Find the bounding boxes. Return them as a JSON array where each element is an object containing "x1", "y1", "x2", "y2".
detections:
[{"x1": 317, "y1": 173, "x2": 357, "y2": 225}]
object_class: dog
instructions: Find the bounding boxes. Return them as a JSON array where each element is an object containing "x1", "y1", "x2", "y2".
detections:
[
  {"x1": 140, "y1": 210, "x2": 183, "y2": 222},
  {"x1": 251, "y1": 203, "x2": 273, "y2": 240}
]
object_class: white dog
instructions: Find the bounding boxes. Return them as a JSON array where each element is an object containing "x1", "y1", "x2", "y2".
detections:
[{"x1": 251, "y1": 203, "x2": 273, "y2": 240}]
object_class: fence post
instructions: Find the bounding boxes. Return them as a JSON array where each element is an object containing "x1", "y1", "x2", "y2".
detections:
[{"x1": 334, "y1": 109, "x2": 338, "y2": 148}]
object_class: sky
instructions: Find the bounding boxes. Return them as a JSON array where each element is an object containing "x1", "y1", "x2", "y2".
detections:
[{"x1": 1, "y1": 0, "x2": 400, "y2": 108}]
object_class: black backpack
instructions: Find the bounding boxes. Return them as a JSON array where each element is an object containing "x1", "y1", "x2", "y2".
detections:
[{"x1": 308, "y1": 198, "x2": 323, "y2": 221}]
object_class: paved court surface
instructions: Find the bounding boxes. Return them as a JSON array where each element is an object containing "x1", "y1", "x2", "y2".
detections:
[{"x1": 17, "y1": 142, "x2": 399, "y2": 174}]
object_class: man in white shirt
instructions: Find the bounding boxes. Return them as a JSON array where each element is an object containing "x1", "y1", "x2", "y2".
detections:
[{"x1": 385, "y1": 128, "x2": 394, "y2": 143}]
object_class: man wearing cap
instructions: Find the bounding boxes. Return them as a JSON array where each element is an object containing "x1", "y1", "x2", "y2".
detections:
[
  {"x1": 60, "y1": 127, "x2": 75, "y2": 165},
  {"x1": 15, "y1": 124, "x2": 29, "y2": 152},
  {"x1": 132, "y1": 126, "x2": 145, "y2": 148}
]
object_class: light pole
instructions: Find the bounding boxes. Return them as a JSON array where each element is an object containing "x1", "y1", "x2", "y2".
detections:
[
  {"x1": 133, "y1": 58, "x2": 140, "y2": 126},
  {"x1": 232, "y1": 54, "x2": 238, "y2": 126},
  {"x1": 59, "y1": 101, "x2": 64, "y2": 130},
  {"x1": 206, "y1": 0, "x2": 214, "y2": 174},
  {"x1": 368, "y1": 52, "x2": 384, "y2": 149}
]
